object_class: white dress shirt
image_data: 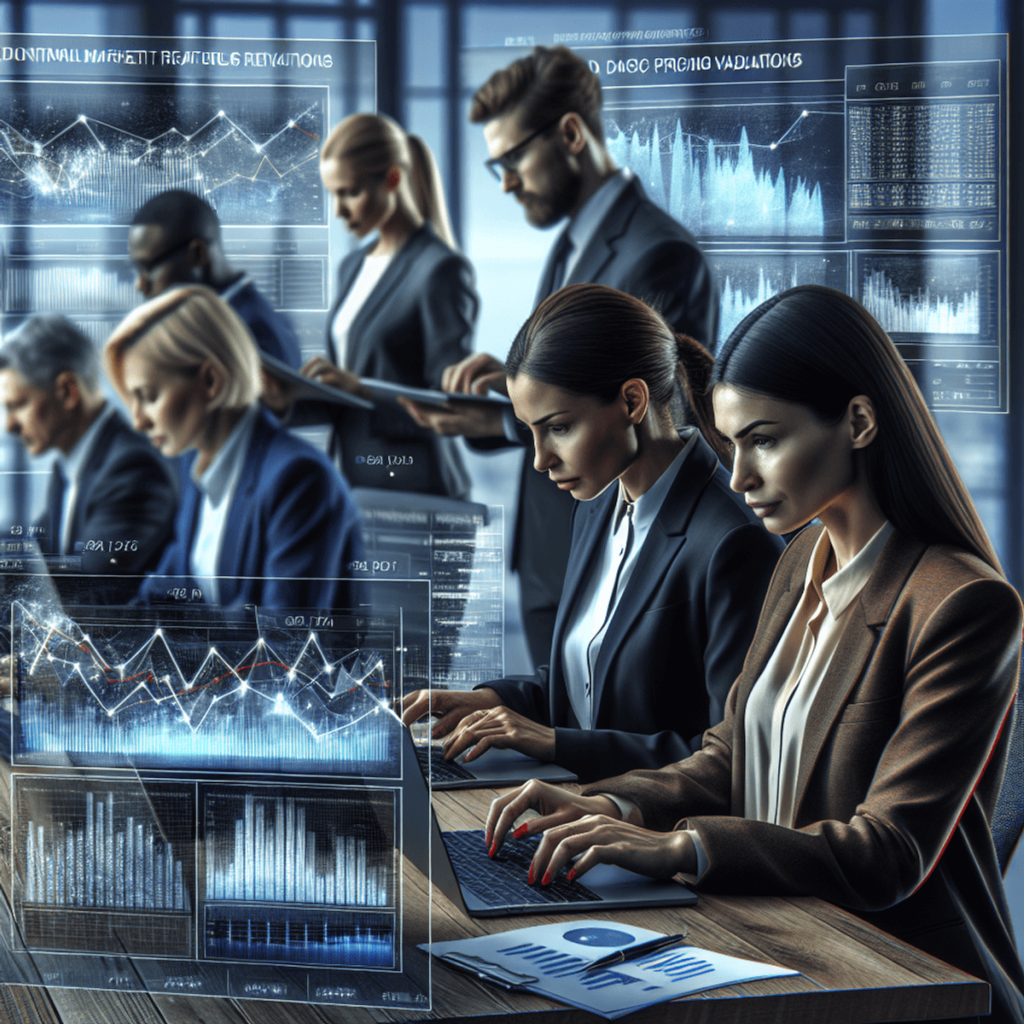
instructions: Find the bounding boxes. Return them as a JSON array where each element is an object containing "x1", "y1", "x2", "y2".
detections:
[
  {"x1": 561, "y1": 431, "x2": 697, "y2": 727},
  {"x1": 189, "y1": 406, "x2": 260, "y2": 605}
]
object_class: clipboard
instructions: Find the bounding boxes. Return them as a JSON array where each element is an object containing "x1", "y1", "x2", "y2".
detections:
[{"x1": 260, "y1": 352, "x2": 375, "y2": 410}]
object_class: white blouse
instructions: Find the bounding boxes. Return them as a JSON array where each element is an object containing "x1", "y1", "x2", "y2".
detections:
[
  {"x1": 742, "y1": 520, "x2": 894, "y2": 826},
  {"x1": 560, "y1": 432, "x2": 697, "y2": 727},
  {"x1": 330, "y1": 251, "x2": 394, "y2": 369}
]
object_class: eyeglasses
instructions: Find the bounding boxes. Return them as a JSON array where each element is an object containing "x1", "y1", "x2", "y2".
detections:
[
  {"x1": 131, "y1": 236, "x2": 197, "y2": 281},
  {"x1": 484, "y1": 116, "x2": 563, "y2": 182}
]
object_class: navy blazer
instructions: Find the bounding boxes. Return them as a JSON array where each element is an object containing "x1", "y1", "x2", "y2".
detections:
[
  {"x1": 225, "y1": 277, "x2": 302, "y2": 369},
  {"x1": 555, "y1": 176, "x2": 717, "y2": 345},
  {"x1": 486, "y1": 433, "x2": 782, "y2": 782},
  {"x1": 326, "y1": 224, "x2": 477, "y2": 498},
  {"x1": 35, "y1": 407, "x2": 177, "y2": 577},
  {"x1": 140, "y1": 409, "x2": 364, "y2": 611}
]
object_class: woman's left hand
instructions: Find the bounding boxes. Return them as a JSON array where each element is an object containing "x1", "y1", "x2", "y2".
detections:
[
  {"x1": 442, "y1": 706, "x2": 555, "y2": 763},
  {"x1": 530, "y1": 816, "x2": 697, "y2": 886}
]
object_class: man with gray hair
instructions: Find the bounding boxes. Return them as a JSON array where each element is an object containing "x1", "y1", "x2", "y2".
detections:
[{"x1": 0, "y1": 315, "x2": 177, "y2": 581}]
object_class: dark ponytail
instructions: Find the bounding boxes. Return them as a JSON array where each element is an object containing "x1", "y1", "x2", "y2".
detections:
[{"x1": 506, "y1": 283, "x2": 710, "y2": 420}]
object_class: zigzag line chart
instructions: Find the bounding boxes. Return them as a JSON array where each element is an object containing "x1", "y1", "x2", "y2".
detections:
[
  {"x1": 0, "y1": 81, "x2": 328, "y2": 224},
  {"x1": 13, "y1": 601, "x2": 400, "y2": 773}
]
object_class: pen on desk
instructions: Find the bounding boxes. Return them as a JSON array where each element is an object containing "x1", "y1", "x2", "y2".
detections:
[{"x1": 579, "y1": 931, "x2": 688, "y2": 973}]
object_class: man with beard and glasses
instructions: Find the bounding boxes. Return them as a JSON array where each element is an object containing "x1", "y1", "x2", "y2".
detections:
[{"x1": 403, "y1": 45, "x2": 717, "y2": 666}]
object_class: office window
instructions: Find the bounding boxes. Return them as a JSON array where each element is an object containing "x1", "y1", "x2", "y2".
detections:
[{"x1": 25, "y1": 2, "x2": 103, "y2": 32}]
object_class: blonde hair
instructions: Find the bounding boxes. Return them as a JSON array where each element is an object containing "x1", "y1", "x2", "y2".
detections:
[
  {"x1": 105, "y1": 285, "x2": 261, "y2": 410},
  {"x1": 321, "y1": 112, "x2": 457, "y2": 249}
]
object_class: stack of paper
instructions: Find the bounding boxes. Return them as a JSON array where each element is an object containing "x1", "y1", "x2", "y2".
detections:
[{"x1": 423, "y1": 920, "x2": 799, "y2": 1020}]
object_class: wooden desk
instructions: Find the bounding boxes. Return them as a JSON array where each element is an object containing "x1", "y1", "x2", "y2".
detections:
[{"x1": 0, "y1": 782, "x2": 989, "y2": 1023}]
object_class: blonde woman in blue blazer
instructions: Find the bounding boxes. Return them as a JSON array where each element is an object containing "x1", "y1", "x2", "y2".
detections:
[{"x1": 105, "y1": 285, "x2": 363, "y2": 611}]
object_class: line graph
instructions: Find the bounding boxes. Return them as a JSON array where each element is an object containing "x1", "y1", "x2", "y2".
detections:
[
  {"x1": 606, "y1": 103, "x2": 844, "y2": 239},
  {"x1": 13, "y1": 601, "x2": 401, "y2": 774},
  {"x1": 0, "y1": 81, "x2": 328, "y2": 225}
]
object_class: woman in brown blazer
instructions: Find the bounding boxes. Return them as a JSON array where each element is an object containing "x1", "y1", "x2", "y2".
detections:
[{"x1": 485, "y1": 285, "x2": 1024, "y2": 1024}]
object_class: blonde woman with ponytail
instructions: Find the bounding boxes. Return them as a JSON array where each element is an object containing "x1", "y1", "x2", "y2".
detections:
[
  {"x1": 302, "y1": 113, "x2": 478, "y2": 497},
  {"x1": 401, "y1": 283, "x2": 782, "y2": 782}
]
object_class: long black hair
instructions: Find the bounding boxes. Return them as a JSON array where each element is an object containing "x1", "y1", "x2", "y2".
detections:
[
  {"x1": 694, "y1": 284, "x2": 1000, "y2": 573},
  {"x1": 505, "y1": 283, "x2": 712, "y2": 417}
]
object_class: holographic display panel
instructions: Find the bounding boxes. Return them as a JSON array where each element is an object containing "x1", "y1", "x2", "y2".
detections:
[
  {"x1": 464, "y1": 33, "x2": 1008, "y2": 411},
  {"x1": 2, "y1": 575, "x2": 433, "y2": 1010},
  {"x1": 0, "y1": 80, "x2": 327, "y2": 227},
  {"x1": 13, "y1": 600, "x2": 402, "y2": 777}
]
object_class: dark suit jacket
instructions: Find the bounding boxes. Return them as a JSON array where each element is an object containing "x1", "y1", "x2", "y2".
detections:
[
  {"x1": 588, "y1": 526, "x2": 1024, "y2": 1023},
  {"x1": 488, "y1": 177, "x2": 718, "y2": 663},
  {"x1": 557, "y1": 176, "x2": 717, "y2": 345},
  {"x1": 486, "y1": 434, "x2": 782, "y2": 781},
  {"x1": 34, "y1": 407, "x2": 177, "y2": 577},
  {"x1": 225, "y1": 277, "x2": 302, "y2": 369},
  {"x1": 140, "y1": 408, "x2": 364, "y2": 611},
  {"x1": 326, "y1": 224, "x2": 477, "y2": 498}
]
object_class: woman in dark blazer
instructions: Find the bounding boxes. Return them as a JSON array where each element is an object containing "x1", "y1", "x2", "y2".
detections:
[
  {"x1": 105, "y1": 285, "x2": 363, "y2": 612},
  {"x1": 302, "y1": 113, "x2": 477, "y2": 498},
  {"x1": 401, "y1": 285, "x2": 783, "y2": 782},
  {"x1": 486, "y1": 286, "x2": 1024, "y2": 1024}
]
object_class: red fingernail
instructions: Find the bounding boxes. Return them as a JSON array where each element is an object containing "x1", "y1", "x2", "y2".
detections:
[
  {"x1": 527, "y1": 865, "x2": 535, "y2": 885},
  {"x1": 513, "y1": 824, "x2": 528, "y2": 839},
  {"x1": 488, "y1": 842, "x2": 496, "y2": 858},
  {"x1": 567, "y1": 868, "x2": 576, "y2": 882},
  {"x1": 541, "y1": 870, "x2": 551, "y2": 886}
]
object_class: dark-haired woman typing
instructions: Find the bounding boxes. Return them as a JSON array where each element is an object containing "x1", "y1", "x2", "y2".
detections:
[
  {"x1": 485, "y1": 285, "x2": 1024, "y2": 1024},
  {"x1": 401, "y1": 284, "x2": 782, "y2": 782}
]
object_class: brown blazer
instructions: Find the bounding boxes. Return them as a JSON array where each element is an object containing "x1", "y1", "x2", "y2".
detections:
[{"x1": 587, "y1": 526, "x2": 1024, "y2": 1023}]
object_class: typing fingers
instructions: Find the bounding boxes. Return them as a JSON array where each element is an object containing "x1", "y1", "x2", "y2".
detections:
[
  {"x1": 441, "y1": 708, "x2": 498, "y2": 760},
  {"x1": 485, "y1": 779, "x2": 562, "y2": 853},
  {"x1": 397, "y1": 688, "x2": 431, "y2": 726}
]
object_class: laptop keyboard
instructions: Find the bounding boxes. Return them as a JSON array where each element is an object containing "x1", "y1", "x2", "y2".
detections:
[
  {"x1": 415, "y1": 743, "x2": 476, "y2": 784},
  {"x1": 442, "y1": 829, "x2": 600, "y2": 906}
]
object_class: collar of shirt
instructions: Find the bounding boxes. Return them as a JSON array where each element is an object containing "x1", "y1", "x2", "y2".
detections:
[
  {"x1": 612, "y1": 427, "x2": 698, "y2": 534},
  {"x1": 58, "y1": 401, "x2": 116, "y2": 486},
  {"x1": 808, "y1": 520, "x2": 895, "y2": 620},
  {"x1": 193, "y1": 404, "x2": 260, "y2": 507},
  {"x1": 218, "y1": 273, "x2": 252, "y2": 305},
  {"x1": 564, "y1": 168, "x2": 634, "y2": 278}
]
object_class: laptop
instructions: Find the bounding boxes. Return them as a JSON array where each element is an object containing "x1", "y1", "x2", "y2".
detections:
[
  {"x1": 414, "y1": 740, "x2": 578, "y2": 790},
  {"x1": 401, "y1": 728, "x2": 697, "y2": 918}
]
